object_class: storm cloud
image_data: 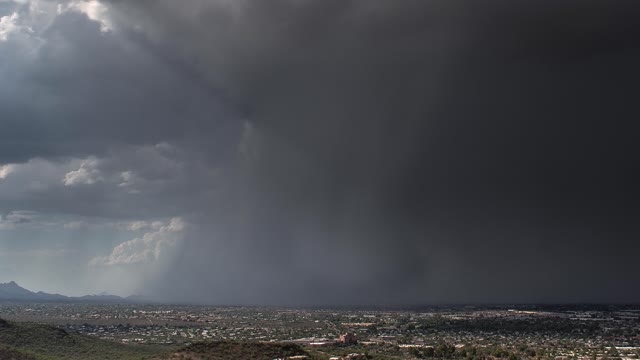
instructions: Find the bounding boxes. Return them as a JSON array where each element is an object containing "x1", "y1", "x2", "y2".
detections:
[{"x1": 0, "y1": 0, "x2": 639, "y2": 304}]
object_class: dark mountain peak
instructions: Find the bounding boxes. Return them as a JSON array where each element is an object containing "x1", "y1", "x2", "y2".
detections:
[
  {"x1": 0, "y1": 281, "x2": 33, "y2": 295},
  {"x1": 0, "y1": 282, "x2": 137, "y2": 303},
  {"x1": 0, "y1": 282, "x2": 60, "y2": 301}
]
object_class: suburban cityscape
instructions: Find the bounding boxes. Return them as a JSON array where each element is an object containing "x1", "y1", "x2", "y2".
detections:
[{"x1": 1, "y1": 301, "x2": 639, "y2": 359}]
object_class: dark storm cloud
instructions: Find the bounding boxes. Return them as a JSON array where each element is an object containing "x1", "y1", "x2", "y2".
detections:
[
  {"x1": 0, "y1": 8, "x2": 238, "y2": 164},
  {"x1": 3, "y1": 0, "x2": 640, "y2": 303},
  {"x1": 104, "y1": 0, "x2": 640, "y2": 304}
]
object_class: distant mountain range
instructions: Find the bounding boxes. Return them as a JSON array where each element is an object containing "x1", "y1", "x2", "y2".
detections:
[{"x1": 0, "y1": 281, "x2": 147, "y2": 303}]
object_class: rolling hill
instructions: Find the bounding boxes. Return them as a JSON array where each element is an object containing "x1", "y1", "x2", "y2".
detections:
[
  {"x1": 0, "y1": 318, "x2": 326, "y2": 360},
  {"x1": 0, "y1": 318, "x2": 167, "y2": 360}
]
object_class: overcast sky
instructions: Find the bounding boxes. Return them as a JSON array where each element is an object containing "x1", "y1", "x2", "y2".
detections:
[{"x1": 0, "y1": 0, "x2": 639, "y2": 305}]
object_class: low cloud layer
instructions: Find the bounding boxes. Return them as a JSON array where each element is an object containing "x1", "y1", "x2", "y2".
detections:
[{"x1": 0, "y1": 0, "x2": 639, "y2": 304}]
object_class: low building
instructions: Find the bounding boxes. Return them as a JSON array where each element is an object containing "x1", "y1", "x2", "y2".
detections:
[{"x1": 339, "y1": 332, "x2": 358, "y2": 345}]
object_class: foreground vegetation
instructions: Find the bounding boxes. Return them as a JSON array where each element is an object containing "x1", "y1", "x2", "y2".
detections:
[
  {"x1": 0, "y1": 343, "x2": 39, "y2": 360},
  {"x1": 0, "y1": 318, "x2": 329, "y2": 360},
  {"x1": 0, "y1": 318, "x2": 166, "y2": 360},
  {"x1": 167, "y1": 341, "x2": 321, "y2": 360}
]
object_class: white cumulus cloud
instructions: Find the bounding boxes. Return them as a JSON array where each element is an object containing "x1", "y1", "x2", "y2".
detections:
[
  {"x1": 89, "y1": 217, "x2": 185, "y2": 266},
  {"x1": 60, "y1": 0, "x2": 112, "y2": 32},
  {"x1": 63, "y1": 157, "x2": 103, "y2": 186},
  {"x1": 125, "y1": 220, "x2": 163, "y2": 231},
  {"x1": 0, "y1": 12, "x2": 20, "y2": 41},
  {"x1": 0, "y1": 164, "x2": 15, "y2": 179}
]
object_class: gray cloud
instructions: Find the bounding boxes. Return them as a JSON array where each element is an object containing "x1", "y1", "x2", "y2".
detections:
[
  {"x1": 1, "y1": 0, "x2": 639, "y2": 304},
  {"x1": 0, "y1": 1, "x2": 237, "y2": 164}
]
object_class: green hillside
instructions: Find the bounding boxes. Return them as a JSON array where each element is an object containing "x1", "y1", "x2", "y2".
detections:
[
  {"x1": 0, "y1": 318, "x2": 328, "y2": 360},
  {"x1": 0, "y1": 343, "x2": 40, "y2": 360},
  {"x1": 0, "y1": 318, "x2": 166, "y2": 360},
  {"x1": 166, "y1": 341, "x2": 320, "y2": 360}
]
